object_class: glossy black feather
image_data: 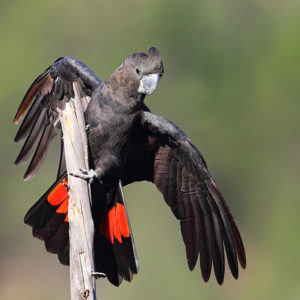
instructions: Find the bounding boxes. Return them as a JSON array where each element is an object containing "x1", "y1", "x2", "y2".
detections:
[
  {"x1": 13, "y1": 72, "x2": 52, "y2": 124},
  {"x1": 14, "y1": 56, "x2": 101, "y2": 180},
  {"x1": 206, "y1": 179, "x2": 246, "y2": 269},
  {"x1": 57, "y1": 223, "x2": 70, "y2": 265},
  {"x1": 195, "y1": 183, "x2": 213, "y2": 281},
  {"x1": 180, "y1": 171, "x2": 199, "y2": 270},
  {"x1": 24, "y1": 122, "x2": 56, "y2": 181},
  {"x1": 14, "y1": 107, "x2": 47, "y2": 166},
  {"x1": 16, "y1": 48, "x2": 245, "y2": 288},
  {"x1": 209, "y1": 206, "x2": 225, "y2": 285},
  {"x1": 195, "y1": 183, "x2": 212, "y2": 281},
  {"x1": 25, "y1": 175, "x2": 137, "y2": 284},
  {"x1": 57, "y1": 132, "x2": 66, "y2": 179},
  {"x1": 175, "y1": 163, "x2": 185, "y2": 219},
  {"x1": 90, "y1": 181, "x2": 138, "y2": 286},
  {"x1": 14, "y1": 95, "x2": 44, "y2": 143},
  {"x1": 55, "y1": 78, "x2": 64, "y2": 100},
  {"x1": 167, "y1": 154, "x2": 180, "y2": 212},
  {"x1": 24, "y1": 173, "x2": 70, "y2": 266},
  {"x1": 109, "y1": 183, "x2": 139, "y2": 282},
  {"x1": 113, "y1": 242, "x2": 132, "y2": 282},
  {"x1": 120, "y1": 110, "x2": 246, "y2": 284},
  {"x1": 24, "y1": 173, "x2": 66, "y2": 226},
  {"x1": 115, "y1": 182, "x2": 139, "y2": 274},
  {"x1": 206, "y1": 181, "x2": 239, "y2": 279}
]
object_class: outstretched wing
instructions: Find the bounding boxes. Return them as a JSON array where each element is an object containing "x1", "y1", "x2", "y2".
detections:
[
  {"x1": 13, "y1": 56, "x2": 101, "y2": 180},
  {"x1": 122, "y1": 111, "x2": 246, "y2": 285}
]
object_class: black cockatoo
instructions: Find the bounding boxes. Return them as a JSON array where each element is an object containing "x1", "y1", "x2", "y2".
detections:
[{"x1": 13, "y1": 47, "x2": 246, "y2": 286}]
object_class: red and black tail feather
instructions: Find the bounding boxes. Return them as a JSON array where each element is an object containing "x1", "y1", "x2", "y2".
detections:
[
  {"x1": 25, "y1": 177, "x2": 138, "y2": 286},
  {"x1": 24, "y1": 174, "x2": 70, "y2": 264},
  {"x1": 93, "y1": 181, "x2": 139, "y2": 286}
]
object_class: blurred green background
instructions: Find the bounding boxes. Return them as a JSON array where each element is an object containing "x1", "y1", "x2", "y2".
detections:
[{"x1": 1, "y1": 0, "x2": 300, "y2": 299}]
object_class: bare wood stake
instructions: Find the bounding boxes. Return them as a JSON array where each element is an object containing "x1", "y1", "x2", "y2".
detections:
[{"x1": 58, "y1": 82, "x2": 97, "y2": 300}]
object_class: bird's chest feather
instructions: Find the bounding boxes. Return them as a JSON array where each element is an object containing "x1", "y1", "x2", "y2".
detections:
[{"x1": 86, "y1": 100, "x2": 137, "y2": 175}]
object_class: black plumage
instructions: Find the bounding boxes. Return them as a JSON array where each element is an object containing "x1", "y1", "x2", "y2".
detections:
[{"x1": 14, "y1": 47, "x2": 246, "y2": 286}]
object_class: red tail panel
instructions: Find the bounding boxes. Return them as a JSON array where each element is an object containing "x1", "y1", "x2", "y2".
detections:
[
  {"x1": 116, "y1": 203, "x2": 130, "y2": 238},
  {"x1": 99, "y1": 203, "x2": 130, "y2": 244},
  {"x1": 56, "y1": 197, "x2": 69, "y2": 214},
  {"x1": 47, "y1": 178, "x2": 69, "y2": 222},
  {"x1": 113, "y1": 209, "x2": 122, "y2": 243}
]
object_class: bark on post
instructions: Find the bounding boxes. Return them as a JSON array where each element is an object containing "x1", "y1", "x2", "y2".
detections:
[{"x1": 58, "y1": 83, "x2": 97, "y2": 300}]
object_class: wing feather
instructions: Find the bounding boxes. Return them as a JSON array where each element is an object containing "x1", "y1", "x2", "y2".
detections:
[
  {"x1": 14, "y1": 95, "x2": 44, "y2": 142},
  {"x1": 14, "y1": 56, "x2": 101, "y2": 180},
  {"x1": 121, "y1": 110, "x2": 246, "y2": 284},
  {"x1": 180, "y1": 170, "x2": 199, "y2": 271},
  {"x1": 24, "y1": 122, "x2": 57, "y2": 181},
  {"x1": 14, "y1": 107, "x2": 47, "y2": 166},
  {"x1": 13, "y1": 73, "x2": 53, "y2": 124},
  {"x1": 194, "y1": 183, "x2": 212, "y2": 281},
  {"x1": 209, "y1": 202, "x2": 225, "y2": 284},
  {"x1": 175, "y1": 162, "x2": 186, "y2": 219},
  {"x1": 206, "y1": 178, "x2": 246, "y2": 269}
]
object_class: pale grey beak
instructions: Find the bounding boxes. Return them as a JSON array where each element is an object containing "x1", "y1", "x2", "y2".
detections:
[{"x1": 138, "y1": 74, "x2": 160, "y2": 95}]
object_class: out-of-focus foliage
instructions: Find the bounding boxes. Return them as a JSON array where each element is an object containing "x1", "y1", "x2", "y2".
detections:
[{"x1": 1, "y1": 0, "x2": 300, "y2": 299}]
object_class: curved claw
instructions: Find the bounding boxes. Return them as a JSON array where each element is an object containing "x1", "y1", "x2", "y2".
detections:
[
  {"x1": 70, "y1": 168, "x2": 98, "y2": 184},
  {"x1": 79, "y1": 168, "x2": 89, "y2": 175}
]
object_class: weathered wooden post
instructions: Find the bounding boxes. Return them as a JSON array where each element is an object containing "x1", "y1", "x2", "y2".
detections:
[{"x1": 58, "y1": 82, "x2": 97, "y2": 300}]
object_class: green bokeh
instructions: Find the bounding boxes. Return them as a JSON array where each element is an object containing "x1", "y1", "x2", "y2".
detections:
[{"x1": 1, "y1": 0, "x2": 299, "y2": 299}]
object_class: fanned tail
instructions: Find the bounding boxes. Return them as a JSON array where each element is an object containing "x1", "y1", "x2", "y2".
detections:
[
  {"x1": 24, "y1": 174, "x2": 70, "y2": 264},
  {"x1": 24, "y1": 177, "x2": 139, "y2": 286},
  {"x1": 94, "y1": 181, "x2": 139, "y2": 286}
]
